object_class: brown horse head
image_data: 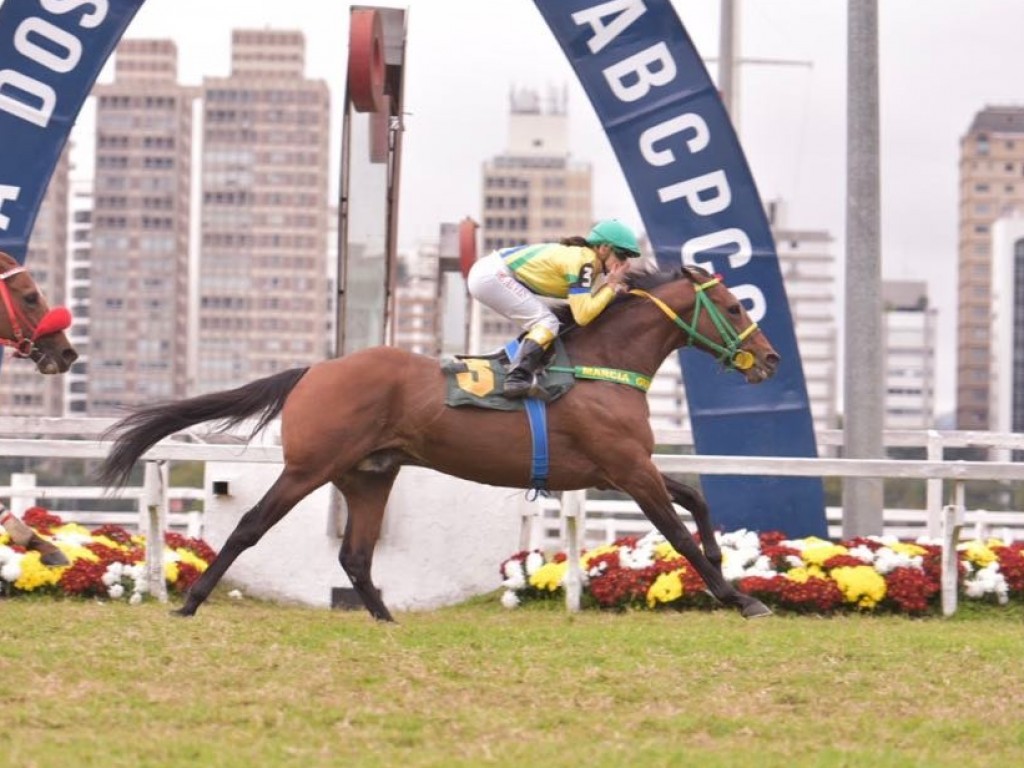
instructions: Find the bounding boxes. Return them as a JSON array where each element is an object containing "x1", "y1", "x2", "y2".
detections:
[
  {"x1": 628, "y1": 266, "x2": 780, "y2": 384},
  {"x1": 0, "y1": 251, "x2": 77, "y2": 374}
]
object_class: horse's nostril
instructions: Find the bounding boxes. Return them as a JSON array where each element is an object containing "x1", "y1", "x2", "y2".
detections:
[{"x1": 63, "y1": 348, "x2": 79, "y2": 364}]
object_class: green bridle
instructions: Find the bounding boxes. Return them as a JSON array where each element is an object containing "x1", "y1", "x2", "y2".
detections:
[{"x1": 629, "y1": 274, "x2": 758, "y2": 371}]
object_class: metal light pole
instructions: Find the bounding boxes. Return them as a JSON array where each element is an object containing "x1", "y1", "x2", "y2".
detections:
[{"x1": 843, "y1": 0, "x2": 884, "y2": 536}]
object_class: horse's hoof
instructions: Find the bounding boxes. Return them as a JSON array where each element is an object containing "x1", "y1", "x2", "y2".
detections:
[
  {"x1": 741, "y1": 599, "x2": 773, "y2": 619},
  {"x1": 39, "y1": 549, "x2": 70, "y2": 567},
  {"x1": 170, "y1": 607, "x2": 194, "y2": 618}
]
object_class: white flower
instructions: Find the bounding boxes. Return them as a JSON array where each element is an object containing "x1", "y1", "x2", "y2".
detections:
[
  {"x1": 964, "y1": 563, "x2": 1009, "y2": 603},
  {"x1": 500, "y1": 590, "x2": 520, "y2": 609},
  {"x1": 129, "y1": 592, "x2": 143, "y2": 606},
  {"x1": 847, "y1": 545, "x2": 877, "y2": 564},
  {"x1": 1, "y1": 556, "x2": 22, "y2": 583},
  {"x1": 501, "y1": 561, "x2": 526, "y2": 590},
  {"x1": 228, "y1": 589, "x2": 243, "y2": 600},
  {"x1": 0, "y1": 544, "x2": 15, "y2": 565},
  {"x1": 873, "y1": 548, "x2": 923, "y2": 575},
  {"x1": 101, "y1": 567, "x2": 121, "y2": 587},
  {"x1": 524, "y1": 551, "x2": 545, "y2": 576},
  {"x1": 785, "y1": 555, "x2": 804, "y2": 569},
  {"x1": 134, "y1": 577, "x2": 149, "y2": 595},
  {"x1": 619, "y1": 544, "x2": 654, "y2": 570},
  {"x1": 107, "y1": 583, "x2": 125, "y2": 599}
]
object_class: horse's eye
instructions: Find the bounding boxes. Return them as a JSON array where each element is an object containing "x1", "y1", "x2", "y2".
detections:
[
  {"x1": 727, "y1": 304, "x2": 741, "y2": 316},
  {"x1": 24, "y1": 292, "x2": 40, "y2": 306}
]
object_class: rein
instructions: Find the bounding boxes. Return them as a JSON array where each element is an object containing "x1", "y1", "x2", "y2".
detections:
[
  {"x1": 629, "y1": 275, "x2": 757, "y2": 371},
  {"x1": 0, "y1": 265, "x2": 72, "y2": 359}
]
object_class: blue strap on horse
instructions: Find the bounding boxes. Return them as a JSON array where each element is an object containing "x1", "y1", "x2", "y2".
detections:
[{"x1": 505, "y1": 339, "x2": 550, "y2": 497}]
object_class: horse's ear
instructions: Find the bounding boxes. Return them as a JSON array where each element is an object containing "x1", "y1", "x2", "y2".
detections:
[{"x1": 33, "y1": 306, "x2": 72, "y2": 338}]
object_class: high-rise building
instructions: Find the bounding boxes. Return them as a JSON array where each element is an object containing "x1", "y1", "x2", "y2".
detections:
[
  {"x1": 88, "y1": 39, "x2": 195, "y2": 413},
  {"x1": 475, "y1": 87, "x2": 593, "y2": 352},
  {"x1": 883, "y1": 280, "x2": 936, "y2": 430},
  {"x1": 956, "y1": 106, "x2": 1024, "y2": 429},
  {"x1": 196, "y1": 29, "x2": 329, "y2": 393},
  {"x1": 769, "y1": 201, "x2": 840, "y2": 434},
  {"x1": 64, "y1": 179, "x2": 93, "y2": 415},
  {"x1": 0, "y1": 149, "x2": 70, "y2": 415},
  {"x1": 990, "y1": 214, "x2": 1024, "y2": 436}
]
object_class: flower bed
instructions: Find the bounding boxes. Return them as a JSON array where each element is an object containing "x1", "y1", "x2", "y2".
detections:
[
  {"x1": 500, "y1": 529, "x2": 1024, "y2": 615},
  {"x1": 0, "y1": 507, "x2": 217, "y2": 603}
]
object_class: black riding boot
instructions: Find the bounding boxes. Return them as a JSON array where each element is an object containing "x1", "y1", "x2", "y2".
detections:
[{"x1": 503, "y1": 339, "x2": 547, "y2": 398}]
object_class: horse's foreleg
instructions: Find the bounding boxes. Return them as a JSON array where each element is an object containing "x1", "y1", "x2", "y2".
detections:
[
  {"x1": 617, "y1": 461, "x2": 770, "y2": 619},
  {"x1": 660, "y1": 474, "x2": 722, "y2": 577},
  {"x1": 335, "y1": 468, "x2": 398, "y2": 622},
  {"x1": 176, "y1": 467, "x2": 319, "y2": 617}
]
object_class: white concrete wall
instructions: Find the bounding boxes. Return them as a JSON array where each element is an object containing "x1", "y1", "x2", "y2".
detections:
[{"x1": 202, "y1": 462, "x2": 528, "y2": 613}]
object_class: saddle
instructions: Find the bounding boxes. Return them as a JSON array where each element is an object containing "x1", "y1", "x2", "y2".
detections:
[{"x1": 441, "y1": 339, "x2": 576, "y2": 411}]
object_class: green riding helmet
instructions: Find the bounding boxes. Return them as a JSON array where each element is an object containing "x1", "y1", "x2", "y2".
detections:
[{"x1": 586, "y1": 219, "x2": 641, "y2": 257}]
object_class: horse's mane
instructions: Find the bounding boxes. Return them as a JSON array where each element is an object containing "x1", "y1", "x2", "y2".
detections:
[{"x1": 552, "y1": 266, "x2": 704, "y2": 333}]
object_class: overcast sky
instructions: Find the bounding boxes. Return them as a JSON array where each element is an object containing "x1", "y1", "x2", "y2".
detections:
[{"x1": 71, "y1": 0, "x2": 1024, "y2": 415}]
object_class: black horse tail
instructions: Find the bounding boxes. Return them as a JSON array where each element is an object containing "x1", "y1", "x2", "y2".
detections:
[{"x1": 100, "y1": 366, "x2": 310, "y2": 488}]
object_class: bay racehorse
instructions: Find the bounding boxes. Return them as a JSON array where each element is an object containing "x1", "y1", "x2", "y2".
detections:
[
  {"x1": 101, "y1": 266, "x2": 780, "y2": 619},
  {"x1": 0, "y1": 250, "x2": 78, "y2": 565}
]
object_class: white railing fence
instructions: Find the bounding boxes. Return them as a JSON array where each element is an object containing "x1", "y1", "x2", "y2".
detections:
[{"x1": 2, "y1": 418, "x2": 1023, "y2": 616}]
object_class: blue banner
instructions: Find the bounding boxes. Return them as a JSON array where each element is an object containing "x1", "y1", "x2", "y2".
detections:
[
  {"x1": 0, "y1": 0, "x2": 145, "y2": 263},
  {"x1": 535, "y1": 0, "x2": 826, "y2": 537}
]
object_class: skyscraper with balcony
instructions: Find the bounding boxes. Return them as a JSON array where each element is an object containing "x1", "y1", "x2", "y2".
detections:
[
  {"x1": 196, "y1": 29, "x2": 329, "y2": 393},
  {"x1": 0, "y1": 149, "x2": 70, "y2": 416},
  {"x1": 956, "y1": 106, "x2": 1024, "y2": 429},
  {"x1": 88, "y1": 39, "x2": 194, "y2": 413}
]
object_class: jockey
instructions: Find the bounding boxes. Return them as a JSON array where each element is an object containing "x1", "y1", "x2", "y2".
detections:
[{"x1": 467, "y1": 219, "x2": 641, "y2": 398}]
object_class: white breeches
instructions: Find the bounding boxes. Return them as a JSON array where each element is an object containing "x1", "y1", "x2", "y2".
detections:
[{"x1": 466, "y1": 252, "x2": 559, "y2": 337}]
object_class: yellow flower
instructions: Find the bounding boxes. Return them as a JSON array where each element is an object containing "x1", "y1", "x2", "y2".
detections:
[
  {"x1": 57, "y1": 543, "x2": 99, "y2": 563},
  {"x1": 53, "y1": 523, "x2": 91, "y2": 537},
  {"x1": 831, "y1": 565, "x2": 886, "y2": 608},
  {"x1": 800, "y1": 539, "x2": 849, "y2": 566},
  {"x1": 646, "y1": 570, "x2": 684, "y2": 607},
  {"x1": 0, "y1": 532, "x2": 10, "y2": 546},
  {"x1": 174, "y1": 548, "x2": 209, "y2": 573},
  {"x1": 962, "y1": 540, "x2": 997, "y2": 568},
  {"x1": 164, "y1": 560, "x2": 180, "y2": 584},
  {"x1": 785, "y1": 565, "x2": 826, "y2": 583},
  {"x1": 92, "y1": 535, "x2": 129, "y2": 551},
  {"x1": 653, "y1": 540, "x2": 681, "y2": 561},
  {"x1": 14, "y1": 552, "x2": 64, "y2": 592},
  {"x1": 528, "y1": 561, "x2": 567, "y2": 591},
  {"x1": 890, "y1": 542, "x2": 927, "y2": 557}
]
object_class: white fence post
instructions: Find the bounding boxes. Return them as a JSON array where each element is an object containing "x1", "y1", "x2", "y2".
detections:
[
  {"x1": 142, "y1": 461, "x2": 169, "y2": 603},
  {"x1": 926, "y1": 430, "x2": 942, "y2": 538},
  {"x1": 941, "y1": 481, "x2": 966, "y2": 617},
  {"x1": 562, "y1": 490, "x2": 586, "y2": 613},
  {"x1": 10, "y1": 473, "x2": 37, "y2": 516}
]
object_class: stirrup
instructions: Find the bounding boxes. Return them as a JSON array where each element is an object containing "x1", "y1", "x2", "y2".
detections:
[{"x1": 503, "y1": 373, "x2": 534, "y2": 398}]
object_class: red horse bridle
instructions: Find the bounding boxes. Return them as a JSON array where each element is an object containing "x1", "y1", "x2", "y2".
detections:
[{"x1": 0, "y1": 265, "x2": 72, "y2": 359}]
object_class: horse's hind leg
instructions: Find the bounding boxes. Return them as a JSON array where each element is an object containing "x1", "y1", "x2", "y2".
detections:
[
  {"x1": 335, "y1": 468, "x2": 399, "y2": 622},
  {"x1": 661, "y1": 474, "x2": 723, "y2": 577},
  {"x1": 176, "y1": 466, "x2": 320, "y2": 617}
]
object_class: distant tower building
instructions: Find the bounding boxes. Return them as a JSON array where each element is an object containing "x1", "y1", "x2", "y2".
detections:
[
  {"x1": 0, "y1": 149, "x2": 70, "y2": 416},
  {"x1": 64, "y1": 179, "x2": 93, "y2": 415},
  {"x1": 475, "y1": 87, "x2": 593, "y2": 352},
  {"x1": 956, "y1": 106, "x2": 1024, "y2": 429},
  {"x1": 88, "y1": 39, "x2": 195, "y2": 413},
  {"x1": 769, "y1": 200, "x2": 840, "y2": 434},
  {"x1": 990, "y1": 215, "x2": 1024, "y2": 436},
  {"x1": 882, "y1": 280, "x2": 936, "y2": 429},
  {"x1": 196, "y1": 29, "x2": 329, "y2": 393}
]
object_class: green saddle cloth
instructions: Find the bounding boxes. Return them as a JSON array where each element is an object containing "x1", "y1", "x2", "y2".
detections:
[{"x1": 441, "y1": 339, "x2": 576, "y2": 411}]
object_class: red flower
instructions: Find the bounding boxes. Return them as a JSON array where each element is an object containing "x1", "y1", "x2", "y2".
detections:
[
  {"x1": 993, "y1": 543, "x2": 1024, "y2": 594},
  {"x1": 823, "y1": 554, "x2": 869, "y2": 570},
  {"x1": 22, "y1": 506, "x2": 63, "y2": 534},
  {"x1": 58, "y1": 560, "x2": 108, "y2": 597},
  {"x1": 91, "y1": 524, "x2": 134, "y2": 545},
  {"x1": 164, "y1": 532, "x2": 217, "y2": 564},
  {"x1": 883, "y1": 567, "x2": 939, "y2": 615}
]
